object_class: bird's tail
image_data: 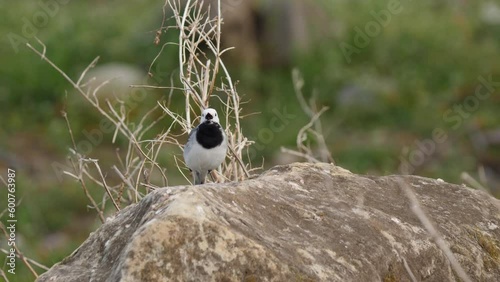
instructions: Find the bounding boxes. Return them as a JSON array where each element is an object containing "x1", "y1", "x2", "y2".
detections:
[{"x1": 194, "y1": 171, "x2": 207, "y2": 185}]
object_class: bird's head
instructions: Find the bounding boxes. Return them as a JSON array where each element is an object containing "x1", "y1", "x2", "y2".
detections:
[{"x1": 200, "y1": 108, "x2": 220, "y2": 124}]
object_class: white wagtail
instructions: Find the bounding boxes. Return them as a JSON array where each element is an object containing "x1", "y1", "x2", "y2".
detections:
[{"x1": 184, "y1": 108, "x2": 228, "y2": 185}]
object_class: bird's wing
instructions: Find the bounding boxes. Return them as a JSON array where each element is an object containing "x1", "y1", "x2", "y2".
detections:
[
  {"x1": 188, "y1": 126, "x2": 197, "y2": 139},
  {"x1": 183, "y1": 126, "x2": 198, "y2": 158}
]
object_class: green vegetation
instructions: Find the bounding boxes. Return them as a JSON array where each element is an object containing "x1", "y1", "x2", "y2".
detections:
[{"x1": 1, "y1": 0, "x2": 499, "y2": 280}]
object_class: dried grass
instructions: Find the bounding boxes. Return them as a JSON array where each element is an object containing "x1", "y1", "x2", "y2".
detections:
[{"x1": 24, "y1": 0, "x2": 252, "y2": 224}]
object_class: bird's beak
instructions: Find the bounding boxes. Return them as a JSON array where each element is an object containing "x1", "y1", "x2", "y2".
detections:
[{"x1": 205, "y1": 113, "x2": 213, "y2": 121}]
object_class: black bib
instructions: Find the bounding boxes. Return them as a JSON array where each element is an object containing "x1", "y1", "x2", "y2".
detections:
[{"x1": 196, "y1": 122, "x2": 223, "y2": 149}]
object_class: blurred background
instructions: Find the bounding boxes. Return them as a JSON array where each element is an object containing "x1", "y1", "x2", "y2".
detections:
[{"x1": 1, "y1": 0, "x2": 500, "y2": 280}]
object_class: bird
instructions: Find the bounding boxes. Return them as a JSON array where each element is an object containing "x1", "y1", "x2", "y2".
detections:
[{"x1": 183, "y1": 108, "x2": 228, "y2": 185}]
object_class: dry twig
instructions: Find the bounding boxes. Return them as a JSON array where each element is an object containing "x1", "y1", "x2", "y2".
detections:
[
  {"x1": 26, "y1": 0, "x2": 252, "y2": 223},
  {"x1": 282, "y1": 68, "x2": 334, "y2": 163},
  {"x1": 396, "y1": 178, "x2": 472, "y2": 282}
]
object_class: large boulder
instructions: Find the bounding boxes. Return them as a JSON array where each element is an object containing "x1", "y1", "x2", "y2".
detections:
[{"x1": 37, "y1": 163, "x2": 500, "y2": 281}]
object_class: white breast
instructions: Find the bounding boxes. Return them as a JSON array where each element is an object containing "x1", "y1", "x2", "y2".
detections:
[{"x1": 185, "y1": 138, "x2": 227, "y2": 173}]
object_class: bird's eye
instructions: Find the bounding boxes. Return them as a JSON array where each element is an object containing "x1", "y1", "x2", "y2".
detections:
[{"x1": 215, "y1": 113, "x2": 217, "y2": 116}]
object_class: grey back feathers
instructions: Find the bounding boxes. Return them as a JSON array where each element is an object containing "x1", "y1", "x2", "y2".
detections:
[{"x1": 184, "y1": 108, "x2": 227, "y2": 185}]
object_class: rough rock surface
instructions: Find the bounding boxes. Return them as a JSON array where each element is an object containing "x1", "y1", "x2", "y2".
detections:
[{"x1": 37, "y1": 163, "x2": 500, "y2": 281}]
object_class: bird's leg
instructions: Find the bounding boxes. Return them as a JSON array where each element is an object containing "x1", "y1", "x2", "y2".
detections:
[
  {"x1": 208, "y1": 170, "x2": 216, "y2": 182},
  {"x1": 195, "y1": 171, "x2": 204, "y2": 185}
]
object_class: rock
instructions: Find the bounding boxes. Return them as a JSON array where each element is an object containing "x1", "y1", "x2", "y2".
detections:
[
  {"x1": 84, "y1": 63, "x2": 146, "y2": 101},
  {"x1": 37, "y1": 163, "x2": 500, "y2": 281}
]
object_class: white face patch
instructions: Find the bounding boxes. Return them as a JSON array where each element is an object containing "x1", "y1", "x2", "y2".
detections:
[{"x1": 200, "y1": 108, "x2": 220, "y2": 124}]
